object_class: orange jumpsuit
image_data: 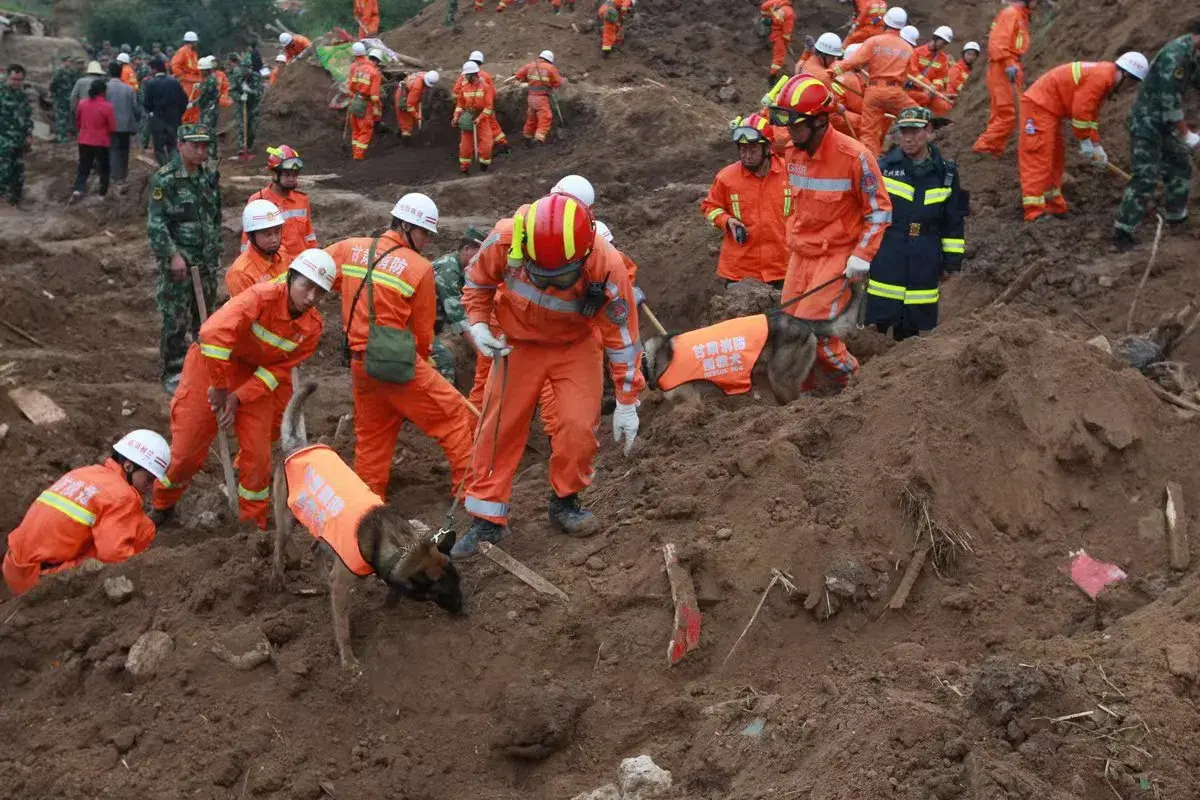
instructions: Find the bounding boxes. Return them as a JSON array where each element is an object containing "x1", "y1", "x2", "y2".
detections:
[
  {"x1": 782, "y1": 128, "x2": 891, "y2": 387},
  {"x1": 844, "y1": 0, "x2": 887, "y2": 47},
  {"x1": 833, "y1": 31, "x2": 915, "y2": 155},
  {"x1": 215, "y1": 69, "x2": 233, "y2": 108},
  {"x1": 325, "y1": 231, "x2": 475, "y2": 499},
  {"x1": 453, "y1": 70, "x2": 509, "y2": 150},
  {"x1": 269, "y1": 67, "x2": 280, "y2": 86},
  {"x1": 348, "y1": 56, "x2": 382, "y2": 160},
  {"x1": 932, "y1": 57, "x2": 971, "y2": 113},
  {"x1": 1019, "y1": 61, "x2": 1118, "y2": 221},
  {"x1": 283, "y1": 35, "x2": 313, "y2": 62},
  {"x1": 763, "y1": 0, "x2": 795, "y2": 79},
  {"x1": 701, "y1": 155, "x2": 792, "y2": 283},
  {"x1": 463, "y1": 221, "x2": 644, "y2": 524},
  {"x1": 395, "y1": 72, "x2": 431, "y2": 138},
  {"x1": 453, "y1": 75, "x2": 496, "y2": 172},
  {"x1": 800, "y1": 53, "x2": 856, "y2": 137},
  {"x1": 241, "y1": 183, "x2": 319, "y2": 257},
  {"x1": 906, "y1": 44, "x2": 950, "y2": 108},
  {"x1": 3, "y1": 459, "x2": 156, "y2": 596},
  {"x1": 121, "y1": 63, "x2": 139, "y2": 90},
  {"x1": 284, "y1": 444, "x2": 378, "y2": 575},
  {"x1": 171, "y1": 44, "x2": 200, "y2": 102},
  {"x1": 973, "y1": 2, "x2": 1031, "y2": 155},
  {"x1": 599, "y1": 0, "x2": 633, "y2": 55},
  {"x1": 515, "y1": 60, "x2": 563, "y2": 143},
  {"x1": 355, "y1": 0, "x2": 380, "y2": 39},
  {"x1": 832, "y1": 70, "x2": 866, "y2": 133}
]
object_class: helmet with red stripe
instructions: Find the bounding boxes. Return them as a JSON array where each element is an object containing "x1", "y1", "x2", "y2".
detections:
[
  {"x1": 510, "y1": 194, "x2": 596, "y2": 287},
  {"x1": 768, "y1": 74, "x2": 835, "y2": 126},
  {"x1": 731, "y1": 111, "x2": 775, "y2": 144},
  {"x1": 265, "y1": 144, "x2": 303, "y2": 171}
]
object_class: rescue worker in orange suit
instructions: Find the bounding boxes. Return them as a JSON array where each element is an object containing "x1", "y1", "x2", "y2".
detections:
[
  {"x1": 832, "y1": 6, "x2": 916, "y2": 155},
  {"x1": 395, "y1": 69, "x2": 440, "y2": 143},
  {"x1": 459, "y1": 51, "x2": 511, "y2": 154},
  {"x1": 278, "y1": 32, "x2": 313, "y2": 63},
  {"x1": 762, "y1": 0, "x2": 794, "y2": 85},
  {"x1": 151, "y1": 251, "x2": 333, "y2": 528},
  {"x1": 270, "y1": 54, "x2": 285, "y2": 85},
  {"x1": 451, "y1": 194, "x2": 645, "y2": 559},
  {"x1": 843, "y1": 0, "x2": 888, "y2": 47},
  {"x1": 3, "y1": 430, "x2": 170, "y2": 596},
  {"x1": 515, "y1": 50, "x2": 563, "y2": 145},
  {"x1": 906, "y1": 26, "x2": 953, "y2": 108},
  {"x1": 769, "y1": 75, "x2": 891, "y2": 389},
  {"x1": 216, "y1": 58, "x2": 233, "y2": 109},
  {"x1": 702, "y1": 113, "x2": 791, "y2": 287},
  {"x1": 831, "y1": 44, "x2": 867, "y2": 132},
  {"x1": 355, "y1": 0, "x2": 380, "y2": 39},
  {"x1": 866, "y1": 107, "x2": 967, "y2": 341},
  {"x1": 241, "y1": 145, "x2": 319, "y2": 257},
  {"x1": 229, "y1": 199, "x2": 291, "y2": 296},
  {"x1": 798, "y1": 33, "x2": 859, "y2": 137},
  {"x1": 932, "y1": 41, "x2": 980, "y2": 114},
  {"x1": 347, "y1": 44, "x2": 384, "y2": 160},
  {"x1": 117, "y1": 53, "x2": 138, "y2": 89},
  {"x1": 324, "y1": 194, "x2": 475, "y2": 499},
  {"x1": 1018, "y1": 53, "x2": 1148, "y2": 222},
  {"x1": 599, "y1": 0, "x2": 634, "y2": 58},
  {"x1": 171, "y1": 31, "x2": 200, "y2": 103},
  {"x1": 453, "y1": 60, "x2": 495, "y2": 174},
  {"x1": 972, "y1": 0, "x2": 1037, "y2": 156}
]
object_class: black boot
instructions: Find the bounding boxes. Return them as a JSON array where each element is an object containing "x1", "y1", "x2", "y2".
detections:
[
  {"x1": 548, "y1": 493, "x2": 599, "y2": 537},
  {"x1": 450, "y1": 517, "x2": 507, "y2": 560},
  {"x1": 480, "y1": 162, "x2": 489, "y2": 172},
  {"x1": 1113, "y1": 228, "x2": 1137, "y2": 251}
]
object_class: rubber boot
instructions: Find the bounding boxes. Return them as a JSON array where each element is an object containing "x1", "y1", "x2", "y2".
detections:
[
  {"x1": 480, "y1": 163, "x2": 489, "y2": 172},
  {"x1": 548, "y1": 493, "x2": 599, "y2": 537},
  {"x1": 450, "y1": 517, "x2": 507, "y2": 561}
]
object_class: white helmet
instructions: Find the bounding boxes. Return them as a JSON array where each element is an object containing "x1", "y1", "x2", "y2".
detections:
[
  {"x1": 461, "y1": 60, "x2": 480, "y2": 75},
  {"x1": 391, "y1": 192, "x2": 439, "y2": 233},
  {"x1": 1115, "y1": 51, "x2": 1149, "y2": 82},
  {"x1": 260, "y1": 67, "x2": 273, "y2": 76},
  {"x1": 289, "y1": 249, "x2": 336, "y2": 292},
  {"x1": 883, "y1": 7, "x2": 907, "y2": 29},
  {"x1": 900, "y1": 26, "x2": 920, "y2": 46},
  {"x1": 594, "y1": 220, "x2": 613, "y2": 244},
  {"x1": 198, "y1": 56, "x2": 216, "y2": 70},
  {"x1": 352, "y1": 42, "x2": 366, "y2": 56},
  {"x1": 469, "y1": 49, "x2": 485, "y2": 64},
  {"x1": 114, "y1": 429, "x2": 171, "y2": 481},
  {"x1": 242, "y1": 199, "x2": 284, "y2": 233},
  {"x1": 279, "y1": 32, "x2": 293, "y2": 46},
  {"x1": 551, "y1": 174, "x2": 595, "y2": 207},
  {"x1": 933, "y1": 25, "x2": 953, "y2": 43},
  {"x1": 424, "y1": 70, "x2": 440, "y2": 87},
  {"x1": 367, "y1": 48, "x2": 384, "y2": 62},
  {"x1": 963, "y1": 41, "x2": 981, "y2": 54},
  {"x1": 183, "y1": 31, "x2": 198, "y2": 43},
  {"x1": 815, "y1": 32, "x2": 844, "y2": 57},
  {"x1": 844, "y1": 43, "x2": 862, "y2": 59},
  {"x1": 275, "y1": 53, "x2": 287, "y2": 63},
  {"x1": 117, "y1": 53, "x2": 131, "y2": 64},
  {"x1": 539, "y1": 49, "x2": 555, "y2": 63}
]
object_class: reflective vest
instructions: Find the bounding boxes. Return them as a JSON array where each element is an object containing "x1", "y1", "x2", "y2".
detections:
[
  {"x1": 658, "y1": 315, "x2": 769, "y2": 395},
  {"x1": 284, "y1": 444, "x2": 381, "y2": 576}
]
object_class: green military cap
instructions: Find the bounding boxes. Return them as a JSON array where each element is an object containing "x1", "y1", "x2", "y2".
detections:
[
  {"x1": 177, "y1": 123, "x2": 214, "y2": 142},
  {"x1": 895, "y1": 106, "x2": 932, "y2": 128},
  {"x1": 463, "y1": 225, "x2": 487, "y2": 243}
]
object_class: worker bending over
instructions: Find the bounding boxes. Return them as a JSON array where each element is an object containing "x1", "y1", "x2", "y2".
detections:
[
  {"x1": 395, "y1": 69, "x2": 439, "y2": 143},
  {"x1": 515, "y1": 50, "x2": 563, "y2": 145}
]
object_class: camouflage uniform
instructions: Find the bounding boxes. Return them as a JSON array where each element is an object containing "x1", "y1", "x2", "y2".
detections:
[
  {"x1": 444, "y1": 0, "x2": 458, "y2": 26},
  {"x1": 147, "y1": 124, "x2": 222, "y2": 388},
  {"x1": 231, "y1": 59, "x2": 263, "y2": 153},
  {"x1": 136, "y1": 60, "x2": 153, "y2": 149},
  {"x1": 431, "y1": 250, "x2": 470, "y2": 381},
  {"x1": 196, "y1": 74, "x2": 221, "y2": 160},
  {"x1": 0, "y1": 81, "x2": 33, "y2": 205},
  {"x1": 1115, "y1": 35, "x2": 1200, "y2": 235},
  {"x1": 50, "y1": 62, "x2": 78, "y2": 142}
]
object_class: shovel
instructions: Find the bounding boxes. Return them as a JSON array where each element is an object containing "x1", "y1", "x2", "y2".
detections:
[{"x1": 189, "y1": 266, "x2": 240, "y2": 520}]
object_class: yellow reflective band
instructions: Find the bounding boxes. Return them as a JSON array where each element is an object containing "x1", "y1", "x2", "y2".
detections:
[
  {"x1": 238, "y1": 484, "x2": 270, "y2": 501},
  {"x1": 883, "y1": 177, "x2": 915, "y2": 201},
  {"x1": 270, "y1": 274, "x2": 287, "y2": 284},
  {"x1": 1022, "y1": 195, "x2": 1045, "y2": 207},
  {"x1": 784, "y1": 186, "x2": 793, "y2": 217},
  {"x1": 942, "y1": 238, "x2": 965, "y2": 253},
  {"x1": 251, "y1": 322, "x2": 299, "y2": 353},
  {"x1": 905, "y1": 288, "x2": 939, "y2": 305},
  {"x1": 924, "y1": 187, "x2": 952, "y2": 205},
  {"x1": 706, "y1": 207, "x2": 725, "y2": 225},
  {"x1": 1071, "y1": 61, "x2": 1082, "y2": 84},
  {"x1": 36, "y1": 490, "x2": 97, "y2": 526},
  {"x1": 255, "y1": 366, "x2": 280, "y2": 390},
  {"x1": 562, "y1": 198, "x2": 577, "y2": 260},
  {"x1": 1070, "y1": 119, "x2": 1098, "y2": 130},
  {"x1": 730, "y1": 193, "x2": 741, "y2": 220},
  {"x1": 200, "y1": 343, "x2": 232, "y2": 360},
  {"x1": 524, "y1": 200, "x2": 539, "y2": 263},
  {"x1": 340, "y1": 265, "x2": 415, "y2": 297},
  {"x1": 866, "y1": 279, "x2": 906, "y2": 300},
  {"x1": 832, "y1": 82, "x2": 846, "y2": 95}
]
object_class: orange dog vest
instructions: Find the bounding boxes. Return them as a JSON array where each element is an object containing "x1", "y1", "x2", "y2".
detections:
[
  {"x1": 658, "y1": 315, "x2": 769, "y2": 395},
  {"x1": 284, "y1": 444, "x2": 381, "y2": 576}
]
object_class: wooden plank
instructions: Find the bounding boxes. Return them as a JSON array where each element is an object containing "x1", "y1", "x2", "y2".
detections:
[
  {"x1": 992, "y1": 262, "x2": 1047, "y2": 307},
  {"x1": 1166, "y1": 482, "x2": 1191, "y2": 571},
  {"x1": 479, "y1": 542, "x2": 569, "y2": 602},
  {"x1": 663, "y1": 543, "x2": 701, "y2": 665},
  {"x1": 226, "y1": 173, "x2": 342, "y2": 184},
  {"x1": 887, "y1": 544, "x2": 929, "y2": 610},
  {"x1": 7, "y1": 388, "x2": 67, "y2": 425}
]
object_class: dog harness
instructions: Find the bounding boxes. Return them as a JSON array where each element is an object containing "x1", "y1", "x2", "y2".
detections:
[
  {"x1": 284, "y1": 444, "x2": 380, "y2": 576},
  {"x1": 657, "y1": 314, "x2": 770, "y2": 395}
]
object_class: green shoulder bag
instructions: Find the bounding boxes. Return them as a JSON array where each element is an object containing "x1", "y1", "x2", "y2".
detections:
[{"x1": 349, "y1": 237, "x2": 419, "y2": 384}]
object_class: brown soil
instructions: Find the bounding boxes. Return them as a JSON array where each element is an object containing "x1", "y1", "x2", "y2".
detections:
[{"x1": 4, "y1": 0, "x2": 1200, "y2": 798}]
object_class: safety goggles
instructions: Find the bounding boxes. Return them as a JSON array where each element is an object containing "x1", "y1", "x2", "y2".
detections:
[
  {"x1": 278, "y1": 157, "x2": 304, "y2": 171},
  {"x1": 731, "y1": 126, "x2": 767, "y2": 144},
  {"x1": 767, "y1": 107, "x2": 810, "y2": 127},
  {"x1": 525, "y1": 258, "x2": 586, "y2": 290}
]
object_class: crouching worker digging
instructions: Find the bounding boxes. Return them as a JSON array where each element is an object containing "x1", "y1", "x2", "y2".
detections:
[
  {"x1": 273, "y1": 382, "x2": 462, "y2": 671},
  {"x1": 4, "y1": 430, "x2": 171, "y2": 596},
  {"x1": 151, "y1": 250, "x2": 333, "y2": 529}
]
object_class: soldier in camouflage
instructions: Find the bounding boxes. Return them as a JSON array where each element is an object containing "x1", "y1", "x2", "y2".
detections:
[
  {"x1": 0, "y1": 64, "x2": 33, "y2": 207},
  {"x1": 195, "y1": 58, "x2": 221, "y2": 161},
  {"x1": 1115, "y1": 24, "x2": 1200, "y2": 248},
  {"x1": 50, "y1": 56, "x2": 78, "y2": 142},
  {"x1": 230, "y1": 53, "x2": 263, "y2": 155},
  {"x1": 430, "y1": 226, "x2": 487, "y2": 383},
  {"x1": 135, "y1": 54, "x2": 153, "y2": 150},
  {"x1": 147, "y1": 124, "x2": 222, "y2": 393}
]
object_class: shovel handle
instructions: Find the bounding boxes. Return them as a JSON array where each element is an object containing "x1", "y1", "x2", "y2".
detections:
[
  {"x1": 190, "y1": 266, "x2": 241, "y2": 520},
  {"x1": 639, "y1": 302, "x2": 668, "y2": 337}
]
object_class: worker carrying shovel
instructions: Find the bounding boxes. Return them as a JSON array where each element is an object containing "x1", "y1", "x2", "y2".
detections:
[
  {"x1": 514, "y1": 49, "x2": 564, "y2": 145},
  {"x1": 453, "y1": 60, "x2": 495, "y2": 173}
]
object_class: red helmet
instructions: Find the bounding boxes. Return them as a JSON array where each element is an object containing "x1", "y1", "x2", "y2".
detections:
[
  {"x1": 731, "y1": 111, "x2": 775, "y2": 144},
  {"x1": 265, "y1": 144, "x2": 303, "y2": 171},
  {"x1": 512, "y1": 193, "x2": 596, "y2": 278},
  {"x1": 769, "y1": 74, "x2": 835, "y2": 125}
]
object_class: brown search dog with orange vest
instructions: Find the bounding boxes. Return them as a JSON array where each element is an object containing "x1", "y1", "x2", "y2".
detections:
[
  {"x1": 642, "y1": 283, "x2": 863, "y2": 407},
  {"x1": 272, "y1": 382, "x2": 462, "y2": 671}
]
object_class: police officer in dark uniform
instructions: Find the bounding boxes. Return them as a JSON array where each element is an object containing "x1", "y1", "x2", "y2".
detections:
[{"x1": 865, "y1": 106, "x2": 967, "y2": 341}]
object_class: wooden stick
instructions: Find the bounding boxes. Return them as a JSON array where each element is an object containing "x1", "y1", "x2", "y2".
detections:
[
  {"x1": 191, "y1": 266, "x2": 240, "y2": 520},
  {"x1": 664, "y1": 543, "x2": 701, "y2": 665},
  {"x1": 1148, "y1": 381, "x2": 1200, "y2": 414},
  {"x1": 0, "y1": 318, "x2": 44, "y2": 348},
  {"x1": 887, "y1": 543, "x2": 929, "y2": 610},
  {"x1": 1106, "y1": 163, "x2": 1132, "y2": 182},
  {"x1": 723, "y1": 572, "x2": 778, "y2": 666},
  {"x1": 639, "y1": 303, "x2": 668, "y2": 336},
  {"x1": 479, "y1": 542, "x2": 569, "y2": 602},
  {"x1": 1125, "y1": 214, "x2": 1165, "y2": 333},
  {"x1": 1165, "y1": 481, "x2": 1190, "y2": 570},
  {"x1": 991, "y1": 261, "x2": 1047, "y2": 307},
  {"x1": 908, "y1": 75, "x2": 953, "y2": 104}
]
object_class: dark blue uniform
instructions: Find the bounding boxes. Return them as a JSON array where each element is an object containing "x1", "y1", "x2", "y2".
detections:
[{"x1": 865, "y1": 144, "x2": 967, "y2": 339}]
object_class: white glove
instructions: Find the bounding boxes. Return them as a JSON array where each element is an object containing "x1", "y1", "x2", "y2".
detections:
[
  {"x1": 1079, "y1": 139, "x2": 1107, "y2": 166},
  {"x1": 469, "y1": 322, "x2": 511, "y2": 358},
  {"x1": 844, "y1": 255, "x2": 871, "y2": 278},
  {"x1": 612, "y1": 401, "x2": 639, "y2": 456},
  {"x1": 1185, "y1": 130, "x2": 1200, "y2": 151}
]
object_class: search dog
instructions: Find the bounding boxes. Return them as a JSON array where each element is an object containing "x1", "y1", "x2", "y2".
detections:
[{"x1": 272, "y1": 382, "x2": 462, "y2": 670}]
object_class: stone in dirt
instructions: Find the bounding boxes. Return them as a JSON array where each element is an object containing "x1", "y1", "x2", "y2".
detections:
[
  {"x1": 125, "y1": 631, "x2": 174, "y2": 677},
  {"x1": 618, "y1": 755, "x2": 673, "y2": 800},
  {"x1": 489, "y1": 680, "x2": 591, "y2": 761},
  {"x1": 103, "y1": 575, "x2": 134, "y2": 605},
  {"x1": 1164, "y1": 644, "x2": 1198, "y2": 682},
  {"x1": 571, "y1": 786, "x2": 621, "y2": 800},
  {"x1": 968, "y1": 656, "x2": 1048, "y2": 725},
  {"x1": 110, "y1": 725, "x2": 139, "y2": 754},
  {"x1": 210, "y1": 623, "x2": 274, "y2": 671}
]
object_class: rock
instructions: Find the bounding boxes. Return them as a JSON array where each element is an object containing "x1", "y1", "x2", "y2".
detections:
[
  {"x1": 103, "y1": 575, "x2": 135, "y2": 605},
  {"x1": 125, "y1": 631, "x2": 174, "y2": 677},
  {"x1": 210, "y1": 623, "x2": 274, "y2": 671},
  {"x1": 568, "y1": 551, "x2": 589, "y2": 567},
  {"x1": 968, "y1": 656, "x2": 1048, "y2": 725},
  {"x1": 715, "y1": 527, "x2": 733, "y2": 541},
  {"x1": 210, "y1": 754, "x2": 243, "y2": 787},
  {"x1": 617, "y1": 755, "x2": 673, "y2": 800},
  {"x1": 490, "y1": 680, "x2": 591, "y2": 761},
  {"x1": 1086, "y1": 335, "x2": 1113, "y2": 353},
  {"x1": 942, "y1": 737, "x2": 969, "y2": 761},
  {"x1": 571, "y1": 786, "x2": 621, "y2": 800},
  {"x1": 110, "y1": 725, "x2": 139, "y2": 754},
  {"x1": 717, "y1": 84, "x2": 739, "y2": 103},
  {"x1": 658, "y1": 496, "x2": 697, "y2": 520},
  {"x1": 1165, "y1": 644, "x2": 1198, "y2": 682},
  {"x1": 585, "y1": 556, "x2": 607, "y2": 572},
  {"x1": 249, "y1": 761, "x2": 287, "y2": 795},
  {"x1": 940, "y1": 591, "x2": 974, "y2": 612},
  {"x1": 196, "y1": 510, "x2": 220, "y2": 530}
]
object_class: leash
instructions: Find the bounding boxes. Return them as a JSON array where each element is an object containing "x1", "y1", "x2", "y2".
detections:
[{"x1": 772, "y1": 275, "x2": 847, "y2": 315}]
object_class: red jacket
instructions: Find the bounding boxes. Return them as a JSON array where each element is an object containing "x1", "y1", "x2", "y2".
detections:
[{"x1": 75, "y1": 96, "x2": 116, "y2": 147}]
